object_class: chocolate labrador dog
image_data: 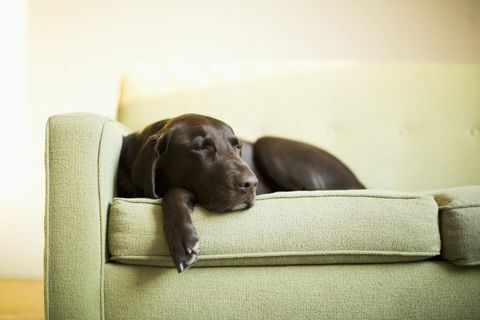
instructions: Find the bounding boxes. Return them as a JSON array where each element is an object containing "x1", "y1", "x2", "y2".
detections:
[{"x1": 117, "y1": 114, "x2": 364, "y2": 272}]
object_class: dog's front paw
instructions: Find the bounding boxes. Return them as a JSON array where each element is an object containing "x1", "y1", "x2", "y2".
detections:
[{"x1": 166, "y1": 225, "x2": 200, "y2": 273}]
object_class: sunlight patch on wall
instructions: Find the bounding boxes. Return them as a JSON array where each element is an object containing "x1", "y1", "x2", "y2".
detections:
[
  {"x1": 119, "y1": 60, "x2": 357, "y2": 106},
  {"x1": 0, "y1": 0, "x2": 29, "y2": 196}
]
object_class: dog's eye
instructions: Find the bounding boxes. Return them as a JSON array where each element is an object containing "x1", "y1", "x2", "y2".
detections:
[
  {"x1": 230, "y1": 137, "x2": 242, "y2": 151},
  {"x1": 196, "y1": 140, "x2": 215, "y2": 153}
]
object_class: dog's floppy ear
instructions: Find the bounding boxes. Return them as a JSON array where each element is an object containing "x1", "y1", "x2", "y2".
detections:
[{"x1": 131, "y1": 122, "x2": 171, "y2": 198}]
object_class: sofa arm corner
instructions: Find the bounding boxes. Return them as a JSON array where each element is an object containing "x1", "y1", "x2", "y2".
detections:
[{"x1": 45, "y1": 112, "x2": 130, "y2": 319}]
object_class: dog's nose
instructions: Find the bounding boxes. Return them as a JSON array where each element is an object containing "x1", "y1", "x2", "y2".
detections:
[{"x1": 236, "y1": 173, "x2": 258, "y2": 193}]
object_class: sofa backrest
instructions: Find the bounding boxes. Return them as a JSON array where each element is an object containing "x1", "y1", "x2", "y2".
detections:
[{"x1": 117, "y1": 62, "x2": 480, "y2": 191}]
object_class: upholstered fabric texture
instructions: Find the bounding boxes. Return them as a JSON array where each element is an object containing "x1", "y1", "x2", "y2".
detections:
[
  {"x1": 108, "y1": 190, "x2": 440, "y2": 267},
  {"x1": 427, "y1": 186, "x2": 480, "y2": 266},
  {"x1": 45, "y1": 113, "x2": 130, "y2": 320},
  {"x1": 104, "y1": 262, "x2": 480, "y2": 320}
]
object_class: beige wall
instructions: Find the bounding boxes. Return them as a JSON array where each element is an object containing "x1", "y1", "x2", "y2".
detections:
[
  {"x1": 1, "y1": 0, "x2": 477, "y2": 278},
  {"x1": 0, "y1": 0, "x2": 37, "y2": 279}
]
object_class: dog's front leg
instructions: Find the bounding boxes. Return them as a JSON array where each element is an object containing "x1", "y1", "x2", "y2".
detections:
[{"x1": 162, "y1": 187, "x2": 200, "y2": 273}]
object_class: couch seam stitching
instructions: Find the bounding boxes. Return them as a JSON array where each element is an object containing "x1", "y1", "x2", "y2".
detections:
[
  {"x1": 256, "y1": 194, "x2": 428, "y2": 201},
  {"x1": 112, "y1": 194, "x2": 432, "y2": 206},
  {"x1": 110, "y1": 250, "x2": 440, "y2": 260},
  {"x1": 451, "y1": 259, "x2": 480, "y2": 266},
  {"x1": 440, "y1": 205, "x2": 480, "y2": 211},
  {"x1": 97, "y1": 117, "x2": 108, "y2": 320}
]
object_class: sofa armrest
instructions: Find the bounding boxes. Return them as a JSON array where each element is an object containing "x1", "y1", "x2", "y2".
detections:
[{"x1": 44, "y1": 113, "x2": 130, "y2": 320}]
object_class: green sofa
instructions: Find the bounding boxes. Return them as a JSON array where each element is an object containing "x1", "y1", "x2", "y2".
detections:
[
  {"x1": 45, "y1": 113, "x2": 480, "y2": 319},
  {"x1": 45, "y1": 64, "x2": 480, "y2": 319}
]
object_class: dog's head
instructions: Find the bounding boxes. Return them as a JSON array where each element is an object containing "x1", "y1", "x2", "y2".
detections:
[{"x1": 131, "y1": 114, "x2": 258, "y2": 212}]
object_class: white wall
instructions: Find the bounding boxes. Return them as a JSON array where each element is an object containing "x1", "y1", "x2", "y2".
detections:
[
  {"x1": 0, "y1": 0, "x2": 39, "y2": 278},
  {"x1": 0, "y1": 0, "x2": 478, "y2": 279}
]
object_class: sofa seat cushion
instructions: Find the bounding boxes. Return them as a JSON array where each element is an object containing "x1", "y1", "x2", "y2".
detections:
[
  {"x1": 428, "y1": 186, "x2": 480, "y2": 266},
  {"x1": 108, "y1": 190, "x2": 440, "y2": 267}
]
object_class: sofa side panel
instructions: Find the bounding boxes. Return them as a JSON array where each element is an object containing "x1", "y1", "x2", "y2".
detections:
[{"x1": 45, "y1": 113, "x2": 127, "y2": 320}]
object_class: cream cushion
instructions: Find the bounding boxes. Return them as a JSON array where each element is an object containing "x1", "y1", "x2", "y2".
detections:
[
  {"x1": 108, "y1": 190, "x2": 440, "y2": 267},
  {"x1": 428, "y1": 186, "x2": 480, "y2": 266}
]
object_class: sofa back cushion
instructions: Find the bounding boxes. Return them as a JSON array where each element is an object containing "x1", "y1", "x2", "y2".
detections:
[
  {"x1": 108, "y1": 190, "x2": 440, "y2": 268},
  {"x1": 117, "y1": 63, "x2": 480, "y2": 191}
]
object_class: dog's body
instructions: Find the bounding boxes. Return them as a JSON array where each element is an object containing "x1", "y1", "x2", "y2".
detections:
[{"x1": 117, "y1": 114, "x2": 364, "y2": 272}]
